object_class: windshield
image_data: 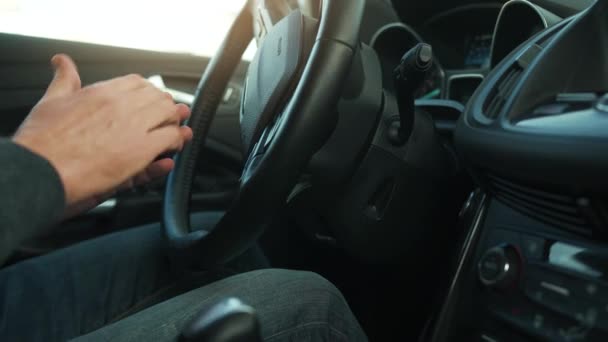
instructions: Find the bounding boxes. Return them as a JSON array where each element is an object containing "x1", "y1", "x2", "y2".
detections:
[{"x1": 0, "y1": 0, "x2": 255, "y2": 60}]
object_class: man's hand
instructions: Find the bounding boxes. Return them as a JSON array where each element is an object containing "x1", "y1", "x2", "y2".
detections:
[{"x1": 12, "y1": 54, "x2": 193, "y2": 216}]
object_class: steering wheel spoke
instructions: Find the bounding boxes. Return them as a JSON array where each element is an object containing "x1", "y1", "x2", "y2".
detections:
[{"x1": 241, "y1": 112, "x2": 284, "y2": 183}]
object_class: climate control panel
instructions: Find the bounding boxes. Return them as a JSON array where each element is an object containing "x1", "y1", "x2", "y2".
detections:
[{"x1": 476, "y1": 228, "x2": 608, "y2": 341}]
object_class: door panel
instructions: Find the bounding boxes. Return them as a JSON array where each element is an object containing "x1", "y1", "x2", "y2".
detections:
[
  {"x1": 0, "y1": 32, "x2": 247, "y2": 158},
  {"x1": 0, "y1": 33, "x2": 248, "y2": 259}
]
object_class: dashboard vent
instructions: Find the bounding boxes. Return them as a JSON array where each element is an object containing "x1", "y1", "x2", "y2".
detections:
[
  {"x1": 483, "y1": 65, "x2": 523, "y2": 119},
  {"x1": 487, "y1": 175, "x2": 596, "y2": 236}
]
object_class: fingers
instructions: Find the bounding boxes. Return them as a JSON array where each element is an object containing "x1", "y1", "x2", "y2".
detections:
[
  {"x1": 142, "y1": 96, "x2": 192, "y2": 130},
  {"x1": 63, "y1": 188, "x2": 116, "y2": 219},
  {"x1": 66, "y1": 157, "x2": 173, "y2": 217},
  {"x1": 155, "y1": 103, "x2": 192, "y2": 128},
  {"x1": 102, "y1": 78, "x2": 190, "y2": 130},
  {"x1": 115, "y1": 158, "x2": 175, "y2": 192},
  {"x1": 176, "y1": 103, "x2": 191, "y2": 123},
  {"x1": 149, "y1": 125, "x2": 193, "y2": 157},
  {"x1": 180, "y1": 125, "x2": 194, "y2": 142},
  {"x1": 84, "y1": 72, "x2": 190, "y2": 130},
  {"x1": 63, "y1": 197, "x2": 100, "y2": 219},
  {"x1": 132, "y1": 158, "x2": 175, "y2": 187},
  {"x1": 125, "y1": 85, "x2": 173, "y2": 113},
  {"x1": 44, "y1": 54, "x2": 82, "y2": 99},
  {"x1": 117, "y1": 160, "x2": 168, "y2": 189}
]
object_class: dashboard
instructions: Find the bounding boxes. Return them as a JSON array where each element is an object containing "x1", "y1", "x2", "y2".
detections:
[
  {"x1": 411, "y1": 0, "x2": 608, "y2": 341},
  {"x1": 371, "y1": 1, "x2": 559, "y2": 105}
]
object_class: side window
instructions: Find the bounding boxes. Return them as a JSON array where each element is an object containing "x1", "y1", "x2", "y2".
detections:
[{"x1": 0, "y1": 0, "x2": 254, "y2": 59}]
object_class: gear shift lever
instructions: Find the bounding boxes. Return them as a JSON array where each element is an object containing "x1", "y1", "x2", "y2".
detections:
[
  {"x1": 388, "y1": 43, "x2": 434, "y2": 146},
  {"x1": 180, "y1": 298, "x2": 261, "y2": 342}
]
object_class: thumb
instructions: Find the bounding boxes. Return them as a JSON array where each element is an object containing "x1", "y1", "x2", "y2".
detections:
[{"x1": 44, "y1": 54, "x2": 81, "y2": 99}]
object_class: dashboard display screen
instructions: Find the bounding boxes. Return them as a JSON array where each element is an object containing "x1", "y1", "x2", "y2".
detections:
[{"x1": 464, "y1": 34, "x2": 493, "y2": 68}]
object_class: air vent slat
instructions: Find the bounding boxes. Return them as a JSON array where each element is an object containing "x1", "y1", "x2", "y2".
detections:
[
  {"x1": 483, "y1": 65, "x2": 523, "y2": 119},
  {"x1": 487, "y1": 175, "x2": 593, "y2": 236},
  {"x1": 485, "y1": 96, "x2": 504, "y2": 119},
  {"x1": 494, "y1": 188, "x2": 580, "y2": 218},
  {"x1": 494, "y1": 192, "x2": 585, "y2": 225},
  {"x1": 494, "y1": 195, "x2": 592, "y2": 235},
  {"x1": 497, "y1": 69, "x2": 519, "y2": 93},
  {"x1": 488, "y1": 175, "x2": 572, "y2": 204},
  {"x1": 498, "y1": 69, "x2": 522, "y2": 97}
]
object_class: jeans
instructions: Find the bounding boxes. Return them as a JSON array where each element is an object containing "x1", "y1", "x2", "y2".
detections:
[
  {"x1": 74, "y1": 270, "x2": 368, "y2": 342},
  {"x1": 0, "y1": 213, "x2": 367, "y2": 341}
]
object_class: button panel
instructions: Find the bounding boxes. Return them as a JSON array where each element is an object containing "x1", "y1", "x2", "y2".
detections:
[{"x1": 475, "y1": 227, "x2": 608, "y2": 341}]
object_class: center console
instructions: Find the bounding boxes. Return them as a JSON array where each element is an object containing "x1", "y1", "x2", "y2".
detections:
[
  {"x1": 429, "y1": 194, "x2": 608, "y2": 342},
  {"x1": 422, "y1": 0, "x2": 608, "y2": 341},
  {"x1": 479, "y1": 200, "x2": 608, "y2": 341}
]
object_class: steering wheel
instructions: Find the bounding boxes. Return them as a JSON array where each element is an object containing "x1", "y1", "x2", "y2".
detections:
[{"x1": 163, "y1": 0, "x2": 365, "y2": 268}]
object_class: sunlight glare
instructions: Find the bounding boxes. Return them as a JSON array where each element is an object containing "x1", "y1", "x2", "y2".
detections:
[{"x1": 0, "y1": 0, "x2": 256, "y2": 59}]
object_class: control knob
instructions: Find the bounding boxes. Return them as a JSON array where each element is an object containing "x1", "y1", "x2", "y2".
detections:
[{"x1": 478, "y1": 244, "x2": 522, "y2": 289}]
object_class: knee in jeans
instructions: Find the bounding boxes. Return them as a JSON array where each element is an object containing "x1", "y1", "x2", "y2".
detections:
[
  {"x1": 251, "y1": 269, "x2": 344, "y2": 302},
  {"x1": 240, "y1": 269, "x2": 359, "y2": 340}
]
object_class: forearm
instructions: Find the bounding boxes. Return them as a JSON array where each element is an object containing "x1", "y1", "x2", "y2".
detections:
[{"x1": 0, "y1": 139, "x2": 65, "y2": 265}]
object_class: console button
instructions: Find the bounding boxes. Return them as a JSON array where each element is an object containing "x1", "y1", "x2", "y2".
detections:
[
  {"x1": 524, "y1": 265, "x2": 608, "y2": 336},
  {"x1": 569, "y1": 278, "x2": 605, "y2": 301},
  {"x1": 524, "y1": 266, "x2": 578, "y2": 316},
  {"x1": 521, "y1": 235, "x2": 545, "y2": 261},
  {"x1": 479, "y1": 244, "x2": 522, "y2": 289},
  {"x1": 525, "y1": 278, "x2": 577, "y2": 318},
  {"x1": 492, "y1": 301, "x2": 587, "y2": 341},
  {"x1": 480, "y1": 252, "x2": 504, "y2": 281}
]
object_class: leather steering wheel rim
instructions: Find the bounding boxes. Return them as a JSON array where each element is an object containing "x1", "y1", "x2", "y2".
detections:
[{"x1": 163, "y1": 0, "x2": 365, "y2": 268}]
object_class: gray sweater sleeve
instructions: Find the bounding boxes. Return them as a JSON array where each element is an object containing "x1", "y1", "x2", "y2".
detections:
[{"x1": 0, "y1": 139, "x2": 65, "y2": 264}]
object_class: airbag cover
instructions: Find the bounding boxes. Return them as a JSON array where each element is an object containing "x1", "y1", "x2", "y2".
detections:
[{"x1": 241, "y1": 10, "x2": 304, "y2": 152}]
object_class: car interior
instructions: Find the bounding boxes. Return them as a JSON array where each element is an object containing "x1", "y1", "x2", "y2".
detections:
[{"x1": 0, "y1": 0, "x2": 606, "y2": 340}]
